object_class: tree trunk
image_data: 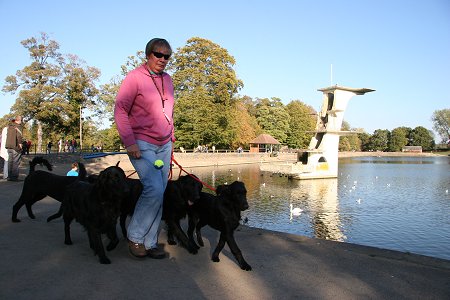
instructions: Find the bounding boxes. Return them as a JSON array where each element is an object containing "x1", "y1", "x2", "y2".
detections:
[{"x1": 37, "y1": 121, "x2": 43, "y2": 153}]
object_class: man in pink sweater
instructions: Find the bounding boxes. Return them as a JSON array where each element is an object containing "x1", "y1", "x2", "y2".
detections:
[{"x1": 115, "y1": 38, "x2": 174, "y2": 259}]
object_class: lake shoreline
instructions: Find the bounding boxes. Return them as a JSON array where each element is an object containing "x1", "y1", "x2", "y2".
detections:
[{"x1": 19, "y1": 150, "x2": 447, "y2": 176}]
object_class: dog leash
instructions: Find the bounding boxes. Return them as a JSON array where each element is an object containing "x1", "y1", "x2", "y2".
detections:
[{"x1": 171, "y1": 155, "x2": 216, "y2": 192}]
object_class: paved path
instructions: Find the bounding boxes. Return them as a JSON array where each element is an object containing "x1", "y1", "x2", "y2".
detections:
[{"x1": 0, "y1": 158, "x2": 449, "y2": 299}]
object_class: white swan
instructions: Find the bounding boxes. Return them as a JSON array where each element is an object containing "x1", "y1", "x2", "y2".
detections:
[{"x1": 290, "y1": 203, "x2": 303, "y2": 216}]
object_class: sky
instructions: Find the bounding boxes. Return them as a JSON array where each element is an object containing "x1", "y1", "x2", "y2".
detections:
[{"x1": 1, "y1": 0, "x2": 449, "y2": 140}]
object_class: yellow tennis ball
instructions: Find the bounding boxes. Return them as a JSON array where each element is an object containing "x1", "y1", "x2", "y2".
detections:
[{"x1": 154, "y1": 159, "x2": 164, "y2": 169}]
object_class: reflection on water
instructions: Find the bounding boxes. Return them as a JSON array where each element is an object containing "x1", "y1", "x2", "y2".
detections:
[{"x1": 188, "y1": 156, "x2": 450, "y2": 260}]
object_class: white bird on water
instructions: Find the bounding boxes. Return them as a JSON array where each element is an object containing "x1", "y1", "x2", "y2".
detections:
[{"x1": 290, "y1": 204, "x2": 303, "y2": 216}]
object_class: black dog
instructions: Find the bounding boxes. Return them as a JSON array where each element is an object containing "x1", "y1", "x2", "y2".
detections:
[
  {"x1": 11, "y1": 157, "x2": 86, "y2": 222},
  {"x1": 187, "y1": 181, "x2": 252, "y2": 271},
  {"x1": 62, "y1": 165, "x2": 129, "y2": 264},
  {"x1": 163, "y1": 174, "x2": 203, "y2": 254},
  {"x1": 118, "y1": 174, "x2": 203, "y2": 254}
]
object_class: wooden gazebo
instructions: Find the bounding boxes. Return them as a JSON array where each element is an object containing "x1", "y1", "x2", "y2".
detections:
[{"x1": 249, "y1": 134, "x2": 281, "y2": 153}]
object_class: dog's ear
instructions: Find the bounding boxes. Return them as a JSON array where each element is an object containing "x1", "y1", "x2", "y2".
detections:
[{"x1": 216, "y1": 185, "x2": 231, "y2": 196}]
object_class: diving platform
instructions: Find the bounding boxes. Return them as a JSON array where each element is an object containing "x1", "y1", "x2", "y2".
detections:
[{"x1": 260, "y1": 85, "x2": 374, "y2": 179}]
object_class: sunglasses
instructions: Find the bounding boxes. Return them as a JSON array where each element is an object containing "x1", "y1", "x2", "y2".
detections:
[{"x1": 152, "y1": 51, "x2": 171, "y2": 60}]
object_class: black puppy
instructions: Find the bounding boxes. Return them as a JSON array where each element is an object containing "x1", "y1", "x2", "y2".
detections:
[
  {"x1": 187, "y1": 181, "x2": 252, "y2": 271},
  {"x1": 11, "y1": 157, "x2": 86, "y2": 222},
  {"x1": 62, "y1": 165, "x2": 129, "y2": 264},
  {"x1": 119, "y1": 174, "x2": 202, "y2": 254},
  {"x1": 163, "y1": 174, "x2": 203, "y2": 254}
]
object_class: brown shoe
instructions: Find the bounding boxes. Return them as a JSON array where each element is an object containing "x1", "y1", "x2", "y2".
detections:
[
  {"x1": 146, "y1": 247, "x2": 166, "y2": 259},
  {"x1": 128, "y1": 240, "x2": 146, "y2": 258}
]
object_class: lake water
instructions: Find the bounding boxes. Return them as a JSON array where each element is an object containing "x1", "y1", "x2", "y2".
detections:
[{"x1": 188, "y1": 156, "x2": 450, "y2": 261}]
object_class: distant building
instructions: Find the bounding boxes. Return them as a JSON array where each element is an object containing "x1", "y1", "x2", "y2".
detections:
[
  {"x1": 249, "y1": 134, "x2": 281, "y2": 153},
  {"x1": 402, "y1": 146, "x2": 422, "y2": 153}
]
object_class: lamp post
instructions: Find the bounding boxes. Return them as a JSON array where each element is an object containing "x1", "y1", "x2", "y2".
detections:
[{"x1": 79, "y1": 105, "x2": 83, "y2": 153}]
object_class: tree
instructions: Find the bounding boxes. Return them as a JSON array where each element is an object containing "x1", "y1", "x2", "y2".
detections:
[
  {"x1": 2, "y1": 33, "x2": 64, "y2": 151},
  {"x1": 410, "y1": 126, "x2": 435, "y2": 150},
  {"x1": 61, "y1": 54, "x2": 100, "y2": 140},
  {"x1": 169, "y1": 37, "x2": 243, "y2": 148},
  {"x1": 339, "y1": 121, "x2": 361, "y2": 151},
  {"x1": 169, "y1": 37, "x2": 243, "y2": 105},
  {"x1": 431, "y1": 109, "x2": 450, "y2": 143},
  {"x1": 368, "y1": 129, "x2": 390, "y2": 151},
  {"x1": 285, "y1": 100, "x2": 315, "y2": 149},
  {"x1": 358, "y1": 131, "x2": 372, "y2": 151},
  {"x1": 388, "y1": 127, "x2": 411, "y2": 151},
  {"x1": 2, "y1": 33, "x2": 100, "y2": 152},
  {"x1": 255, "y1": 98, "x2": 290, "y2": 143},
  {"x1": 230, "y1": 97, "x2": 262, "y2": 149}
]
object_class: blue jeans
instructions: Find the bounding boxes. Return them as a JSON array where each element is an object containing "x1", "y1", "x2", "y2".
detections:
[
  {"x1": 127, "y1": 140, "x2": 172, "y2": 249},
  {"x1": 7, "y1": 149, "x2": 22, "y2": 180}
]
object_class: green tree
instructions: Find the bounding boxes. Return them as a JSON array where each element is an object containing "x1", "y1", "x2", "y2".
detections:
[
  {"x1": 431, "y1": 109, "x2": 450, "y2": 143},
  {"x1": 339, "y1": 121, "x2": 361, "y2": 151},
  {"x1": 2, "y1": 33, "x2": 100, "y2": 152},
  {"x1": 368, "y1": 129, "x2": 390, "y2": 151},
  {"x1": 358, "y1": 131, "x2": 372, "y2": 151},
  {"x1": 255, "y1": 98, "x2": 290, "y2": 143},
  {"x1": 388, "y1": 127, "x2": 411, "y2": 151},
  {"x1": 169, "y1": 37, "x2": 243, "y2": 105},
  {"x1": 285, "y1": 100, "x2": 315, "y2": 149},
  {"x1": 2, "y1": 33, "x2": 64, "y2": 151},
  {"x1": 410, "y1": 126, "x2": 435, "y2": 150},
  {"x1": 169, "y1": 37, "x2": 242, "y2": 148},
  {"x1": 61, "y1": 54, "x2": 100, "y2": 143}
]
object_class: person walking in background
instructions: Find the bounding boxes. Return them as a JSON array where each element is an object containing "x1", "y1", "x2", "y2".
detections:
[
  {"x1": 5, "y1": 116, "x2": 23, "y2": 181},
  {"x1": 0, "y1": 125, "x2": 8, "y2": 179},
  {"x1": 26, "y1": 140, "x2": 31, "y2": 155},
  {"x1": 58, "y1": 138, "x2": 63, "y2": 153},
  {"x1": 115, "y1": 38, "x2": 175, "y2": 259},
  {"x1": 46, "y1": 141, "x2": 52, "y2": 154},
  {"x1": 21, "y1": 140, "x2": 28, "y2": 155}
]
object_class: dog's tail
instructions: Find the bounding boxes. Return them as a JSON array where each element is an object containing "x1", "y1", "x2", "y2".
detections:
[
  {"x1": 77, "y1": 162, "x2": 87, "y2": 180},
  {"x1": 29, "y1": 156, "x2": 53, "y2": 173}
]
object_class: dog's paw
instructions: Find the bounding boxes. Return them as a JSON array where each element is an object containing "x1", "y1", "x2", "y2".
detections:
[
  {"x1": 64, "y1": 240, "x2": 73, "y2": 245},
  {"x1": 240, "y1": 263, "x2": 252, "y2": 271},
  {"x1": 99, "y1": 257, "x2": 111, "y2": 264},
  {"x1": 188, "y1": 247, "x2": 198, "y2": 255},
  {"x1": 211, "y1": 256, "x2": 220, "y2": 262},
  {"x1": 12, "y1": 218, "x2": 21, "y2": 223},
  {"x1": 167, "y1": 239, "x2": 177, "y2": 245}
]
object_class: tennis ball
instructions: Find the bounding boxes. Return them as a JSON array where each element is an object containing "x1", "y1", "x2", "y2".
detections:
[{"x1": 154, "y1": 159, "x2": 164, "y2": 169}]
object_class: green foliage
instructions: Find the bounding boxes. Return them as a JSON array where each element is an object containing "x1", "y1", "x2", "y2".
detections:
[
  {"x1": 285, "y1": 100, "x2": 315, "y2": 148},
  {"x1": 388, "y1": 127, "x2": 411, "y2": 151},
  {"x1": 169, "y1": 37, "x2": 243, "y2": 106},
  {"x1": 2, "y1": 34, "x2": 442, "y2": 152},
  {"x1": 410, "y1": 126, "x2": 435, "y2": 150},
  {"x1": 431, "y1": 109, "x2": 450, "y2": 143},
  {"x1": 338, "y1": 122, "x2": 361, "y2": 151},
  {"x1": 2, "y1": 33, "x2": 101, "y2": 150},
  {"x1": 357, "y1": 132, "x2": 371, "y2": 151},
  {"x1": 169, "y1": 37, "x2": 242, "y2": 149},
  {"x1": 255, "y1": 98, "x2": 290, "y2": 143},
  {"x1": 368, "y1": 129, "x2": 390, "y2": 151}
]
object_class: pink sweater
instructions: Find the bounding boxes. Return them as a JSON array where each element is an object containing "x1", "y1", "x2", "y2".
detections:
[{"x1": 114, "y1": 64, "x2": 175, "y2": 147}]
